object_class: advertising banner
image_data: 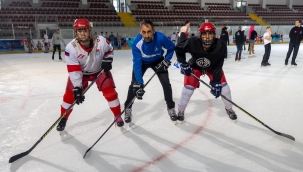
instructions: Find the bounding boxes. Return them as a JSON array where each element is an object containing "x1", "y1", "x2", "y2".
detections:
[{"x1": 0, "y1": 40, "x2": 25, "y2": 52}]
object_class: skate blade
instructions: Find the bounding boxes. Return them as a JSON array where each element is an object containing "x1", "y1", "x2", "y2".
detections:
[
  {"x1": 59, "y1": 130, "x2": 67, "y2": 136},
  {"x1": 172, "y1": 120, "x2": 179, "y2": 125},
  {"x1": 128, "y1": 122, "x2": 140, "y2": 130}
]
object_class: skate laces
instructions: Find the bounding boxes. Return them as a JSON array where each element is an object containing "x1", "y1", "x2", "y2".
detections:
[
  {"x1": 168, "y1": 108, "x2": 177, "y2": 116},
  {"x1": 178, "y1": 110, "x2": 184, "y2": 117},
  {"x1": 125, "y1": 108, "x2": 132, "y2": 117}
]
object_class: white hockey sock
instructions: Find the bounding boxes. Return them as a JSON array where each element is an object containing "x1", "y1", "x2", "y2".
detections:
[
  {"x1": 221, "y1": 83, "x2": 233, "y2": 109},
  {"x1": 178, "y1": 86, "x2": 194, "y2": 112}
]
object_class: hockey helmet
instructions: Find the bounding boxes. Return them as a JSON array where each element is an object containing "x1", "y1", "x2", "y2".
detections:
[
  {"x1": 199, "y1": 22, "x2": 216, "y2": 34},
  {"x1": 199, "y1": 22, "x2": 216, "y2": 46},
  {"x1": 73, "y1": 18, "x2": 90, "y2": 30}
]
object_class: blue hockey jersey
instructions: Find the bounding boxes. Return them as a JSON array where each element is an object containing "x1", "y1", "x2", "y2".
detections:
[{"x1": 132, "y1": 31, "x2": 175, "y2": 84}]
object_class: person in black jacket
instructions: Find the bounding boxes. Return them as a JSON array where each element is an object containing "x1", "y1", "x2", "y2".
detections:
[
  {"x1": 243, "y1": 30, "x2": 246, "y2": 50},
  {"x1": 220, "y1": 26, "x2": 229, "y2": 60},
  {"x1": 285, "y1": 19, "x2": 303, "y2": 66},
  {"x1": 174, "y1": 22, "x2": 237, "y2": 121},
  {"x1": 235, "y1": 26, "x2": 245, "y2": 61},
  {"x1": 248, "y1": 25, "x2": 258, "y2": 57}
]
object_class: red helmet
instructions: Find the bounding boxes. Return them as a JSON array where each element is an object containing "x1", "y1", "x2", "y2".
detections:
[
  {"x1": 199, "y1": 22, "x2": 216, "y2": 34},
  {"x1": 73, "y1": 18, "x2": 90, "y2": 29}
]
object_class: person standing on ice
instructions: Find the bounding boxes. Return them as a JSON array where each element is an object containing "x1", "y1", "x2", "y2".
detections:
[
  {"x1": 56, "y1": 18, "x2": 124, "y2": 131},
  {"x1": 123, "y1": 20, "x2": 177, "y2": 123},
  {"x1": 174, "y1": 22, "x2": 237, "y2": 121},
  {"x1": 173, "y1": 21, "x2": 191, "y2": 69},
  {"x1": 284, "y1": 19, "x2": 303, "y2": 66}
]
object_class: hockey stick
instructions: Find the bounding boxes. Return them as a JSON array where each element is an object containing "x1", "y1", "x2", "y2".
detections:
[
  {"x1": 83, "y1": 71, "x2": 157, "y2": 158},
  {"x1": 191, "y1": 73, "x2": 295, "y2": 141},
  {"x1": 9, "y1": 70, "x2": 105, "y2": 163}
]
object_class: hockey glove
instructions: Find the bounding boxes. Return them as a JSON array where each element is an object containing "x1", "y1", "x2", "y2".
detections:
[
  {"x1": 133, "y1": 82, "x2": 145, "y2": 100},
  {"x1": 180, "y1": 63, "x2": 193, "y2": 76},
  {"x1": 73, "y1": 86, "x2": 85, "y2": 105},
  {"x1": 101, "y1": 57, "x2": 113, "y2": 72},
  {"x1": 156, "y1": 59, "x2": 171, "y2": 73},
  {"x1": 210, "y1": 82, "x2": 222, "y2": 99}
]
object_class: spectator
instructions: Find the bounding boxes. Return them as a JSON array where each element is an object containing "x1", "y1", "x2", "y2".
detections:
[
  {"x1": 25, "y1": 33, "x2": 32, "y2": 53},
  {"x1": 171, "y1": 32, "x2": 177, "y2": 44},
  {"x1": 108, "y1": 32, "x2": 116, "y2": 48},
  {"x1": 220, "y1": 26, "x2": 229, "y2": 60},
  {"x1": 243, "y1": 30, "x2": 246, "y2": 50},
  {"x1": 235, "y1": 26, "x2": 245, "y2": 61},
  {"x1": 116, "y1": 33, "x2": 122, "y2": 49},
  {"x1": 248, "y1": 25, "x2": 257, "y2": 57},
  {"x1": 178, "y1": 21, "x2": 191, "y2": 37},
  {"x1": 10, "y1": 42, "x2": 15, "y2": 51},
  {"x1": 105, "y1": 32, "x2": 108, "y2": 40},
  {"x1": 174, "y1": 22, "x2": 190, "y2": 68},
  {"x1": 51, "y1": 29, "x2": 66, "y2": 60},
  {"x1": 261, "y1": 26, "x2": 272, "y2": 67},
  {"x1": 43, "y1": 32, "x2": 49, "y2": 53},
  {"x1": 37, "y1": 41, "x2": 43, "y2": 50},
  {"x1": 285, "y1": 19, "x2": 303, "y2": 66}
]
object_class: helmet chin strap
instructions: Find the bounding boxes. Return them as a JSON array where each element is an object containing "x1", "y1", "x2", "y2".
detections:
[{"x1": 78, "y1": 38, "x2": 90, "y2": 43}]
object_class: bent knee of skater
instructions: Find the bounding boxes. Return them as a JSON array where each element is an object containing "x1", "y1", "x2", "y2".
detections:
[{"x1": 184, "y1": 85, "x2": 195, "y2": 90}]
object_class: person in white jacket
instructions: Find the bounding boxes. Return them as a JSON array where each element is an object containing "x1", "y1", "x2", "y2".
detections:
[
  {"x1": 56, "y1": 18, "x2": 124, "y2": 131},
  {"x1": 51, "y1": 29, "x2": 66, "y2": 60}
]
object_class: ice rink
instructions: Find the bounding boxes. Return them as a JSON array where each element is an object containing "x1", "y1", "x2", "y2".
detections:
[{"x1": 1, "y1": 43, "x2": 303, "y2": 172}]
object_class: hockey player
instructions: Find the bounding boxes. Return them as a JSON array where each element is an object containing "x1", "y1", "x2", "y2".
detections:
[
  {"x1": 174, "y1": 22, "x2": 237, "y2": 121},
  {"x1": 123, "y1": 20, "x2": 176, "y2": 123},
  {"x1": 56, "y1": 18, "x2": 124, "y2": 131}
]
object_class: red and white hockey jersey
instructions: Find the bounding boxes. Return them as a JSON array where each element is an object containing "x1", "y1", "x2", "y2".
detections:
[{"x1": 65, "y1": 36, "x2": 114, "y2": 87}]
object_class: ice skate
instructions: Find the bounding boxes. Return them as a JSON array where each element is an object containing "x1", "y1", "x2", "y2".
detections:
[
  {"x1": 291, "y1": 62, "x2": 297, "y2": 66},
  {"x1": 168, "y1": 108, "x2": 178, "y2": 121},
  {"x1": 115, "y1": 116, "x2": 124, "y2": 127},
  {"x1": 285, "y1": 60, "x2": 288, "y2": 65},
  {"x1": 177, "y1": 110, "x2": 184, "y2": 121},
  {"x1": 225, "y1": 108, "x2": 237, "y2": 120},
  {"x1": 56, "y1": 118, "x2": 68, "y2": 131},
  {"x1": 124, "y1": 108, "x2": 132, "y2": 123}
]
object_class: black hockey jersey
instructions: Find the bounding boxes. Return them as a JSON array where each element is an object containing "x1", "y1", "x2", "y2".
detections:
[{"x1": 175, "y1": 32, "x2": 226, "y2": 83}]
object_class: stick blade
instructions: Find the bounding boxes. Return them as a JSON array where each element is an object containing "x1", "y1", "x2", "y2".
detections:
[
  {"x1": 9, "y1": 151, "x2": 30, "y2": 163},
  {"x1": 83, "y1": 148, "x2": 92, "y2": 159},
  {"x1": 279, "y1": 132, "x2": 295, "y2": 141}
]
